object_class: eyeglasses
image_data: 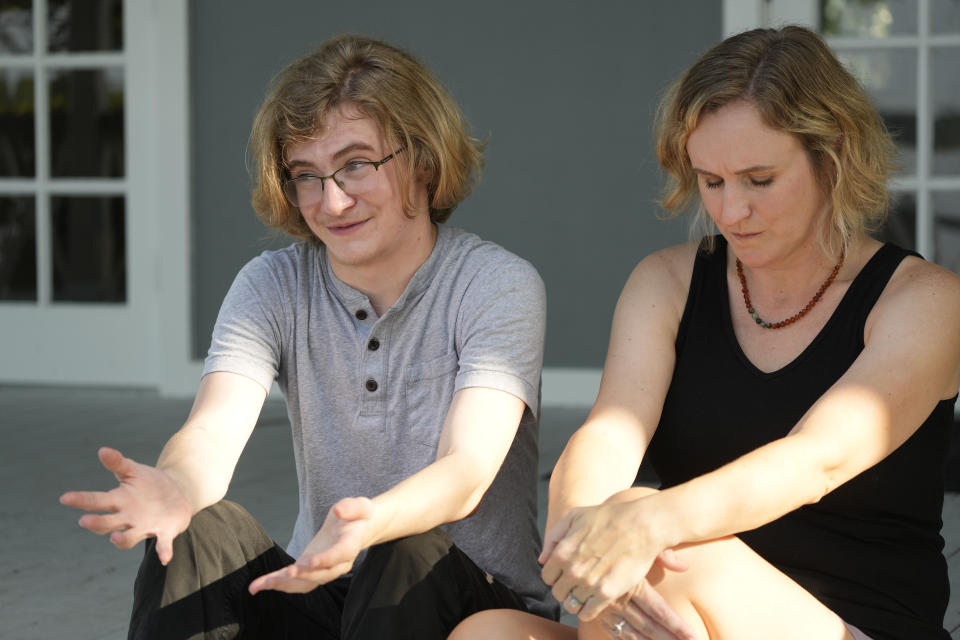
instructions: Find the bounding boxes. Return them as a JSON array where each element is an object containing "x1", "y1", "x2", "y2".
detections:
[{"x1": 282, "y1": 148, "x2": 405, "y2": 208}]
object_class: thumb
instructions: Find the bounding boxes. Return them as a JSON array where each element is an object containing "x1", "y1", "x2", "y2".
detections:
[
  {"x1": 656, "y1": 548, "x2": 689, "y2": 572},
  {"x1": 155, "y1": 533, "x2": 175, "y2": 566},
  {"x1": 332, "y1": 496, "x2": 373, "y2": 522}
]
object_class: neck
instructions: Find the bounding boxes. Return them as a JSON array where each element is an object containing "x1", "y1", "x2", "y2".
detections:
[
  {"x1": 734, "y1": 238, "x2": 846, "y2": 298},
  {"x1": 332, "y1": 222, "x2": 438, "y2": 317}
]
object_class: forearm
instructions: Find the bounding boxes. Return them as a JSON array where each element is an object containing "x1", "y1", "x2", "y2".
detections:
[
  {"x1": 155, "y1": 426, "x2": 245, "y2": 515},
  {"x1": 547, "y1": 418, "x2": 646, "y2": 531},
  {"x1": 361, "y1": 452, "x2": 491, "y2": 548},
  {"x1": 154, "y1": 371, "x2": 265, "y2": 515},
  {"x1": 634, "y1": 433, "x2": 830, "y2": 551}
]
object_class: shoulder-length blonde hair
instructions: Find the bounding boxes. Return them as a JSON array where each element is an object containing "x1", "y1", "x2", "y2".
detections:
[
  {"x1": 249, "y1": 35, "x2": 485, "y2": 242},
  {"x1": 655, "y1": 25, "x2": 896, "y2": 253}
]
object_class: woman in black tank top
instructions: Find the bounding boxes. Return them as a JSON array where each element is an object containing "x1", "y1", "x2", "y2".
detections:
[{"x1": 451, "y1": 26, "x2": 960, "y2": 640}]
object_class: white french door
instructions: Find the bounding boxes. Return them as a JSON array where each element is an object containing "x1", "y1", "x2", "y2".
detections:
[
  {"x1": 0, "y1": 0, "x2": 191, "y2": 388},
  {"x1": 725, "y1": 0, "x2": 960, "y2": 273}
]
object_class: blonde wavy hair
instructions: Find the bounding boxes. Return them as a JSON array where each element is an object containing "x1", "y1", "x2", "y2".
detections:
[
  {"x1": 655, "y1": 25, "x2": 896, "y2": 253},
  {"x1": 249, "y1": 35, "x2": 485, "y2": 242}
]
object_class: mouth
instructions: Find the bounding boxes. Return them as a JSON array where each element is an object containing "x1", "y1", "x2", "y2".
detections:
[{"x1": 326, "y1": 219, "x2": 369, "y2": 235}]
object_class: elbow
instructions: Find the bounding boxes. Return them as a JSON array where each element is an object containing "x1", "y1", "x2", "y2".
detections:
[
  {"x1": 453, "y1": 481, "x2": 491, "y2": 521},
  {"x1": 447, "y1": 466, "x2": 500, "y2": 521}
]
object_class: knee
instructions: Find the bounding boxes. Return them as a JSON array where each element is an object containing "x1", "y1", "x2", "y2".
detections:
[
  {"x1": 450, "y1": 609, "x2": 564, "y2": 640},
  {"x1": 647, "y1": 536, "x2": 739, "y2": 604},
  {"x1": 168, "y1": 500, "x2": 274, "y2": 570},
  {"x1": 448, "y1": 610, "x2": 504, "y2": 639}
]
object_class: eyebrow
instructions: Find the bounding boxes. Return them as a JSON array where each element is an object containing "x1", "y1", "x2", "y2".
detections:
[
  {"x1": 285, "y1": 141, "x2": 379, "y2": 170},
  {"x1": 691, "y1": 165, "x2": 776, "y2": 177}
]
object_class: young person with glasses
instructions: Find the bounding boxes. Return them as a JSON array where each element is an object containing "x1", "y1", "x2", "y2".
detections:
[{"x1": 61, "y1": 35, "x2": 555, "y2": 638}]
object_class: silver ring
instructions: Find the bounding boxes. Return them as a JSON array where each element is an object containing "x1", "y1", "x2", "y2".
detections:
[
  {"x1": 613, "y1": 619, "x2": 626, "y2": 636},
  {"x1": 566, "y1": 593, "x2": 584, "y2": 610}
]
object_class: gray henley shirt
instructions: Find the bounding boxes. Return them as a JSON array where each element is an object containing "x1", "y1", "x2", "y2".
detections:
[{"x1": 203, "y1": 224, "x2": 553, "y2": 617}]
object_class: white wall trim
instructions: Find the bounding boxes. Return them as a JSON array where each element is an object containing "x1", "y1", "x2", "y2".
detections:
[
  {"x1": 724, "y1": 0, "x2": 765, "y2": 36},
  {"x1": 542, "y1": 367, "x2": 602, "y2": 408},
  {"x1": 724, "y1": 0, "x2": 817, "y2": 35},
  {"x1": 142, "y1": 0, "x2": 198, "y2": 396}
]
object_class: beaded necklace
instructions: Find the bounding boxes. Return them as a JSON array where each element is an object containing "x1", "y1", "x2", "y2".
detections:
[{"x1": 736, "y1": 253, "x2": 844, "y2": 329}]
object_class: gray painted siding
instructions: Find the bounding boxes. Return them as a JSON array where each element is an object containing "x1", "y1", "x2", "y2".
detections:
[{"x1": 189, "y1": 1, "x2": 721, "y2": 365}]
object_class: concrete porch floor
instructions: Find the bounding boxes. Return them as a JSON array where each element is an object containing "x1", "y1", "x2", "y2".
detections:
[{"x1": 1, "y1": 385, "x2": 957, "y2": 639}]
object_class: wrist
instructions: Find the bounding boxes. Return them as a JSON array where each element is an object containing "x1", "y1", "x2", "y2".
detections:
[
  {"x1": 626, "y1": 491, "x2": 682, "y2": 551},
  {"x1": 156, "y1": 464, "x2": 204, "y2": 516}
]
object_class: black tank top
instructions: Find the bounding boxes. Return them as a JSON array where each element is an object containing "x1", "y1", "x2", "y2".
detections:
[{"x1": 648, "y1": 236, "x2": 953, "y2": 640}]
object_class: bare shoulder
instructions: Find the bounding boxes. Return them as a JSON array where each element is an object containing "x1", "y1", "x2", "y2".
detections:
[
  {"x1": 878, "y1": 251, "x2": 960, "y2": 320},
  {"x1": 866, "y1": 248, "x2": 960, "y2": 395},
  {"x1": 621, "y1": 241, "x2": 700, "y2": 310}
]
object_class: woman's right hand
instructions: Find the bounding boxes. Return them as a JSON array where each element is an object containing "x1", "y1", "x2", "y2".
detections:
[{"x1": 60, "y1": 446, "x2": 193, "y2": 565}]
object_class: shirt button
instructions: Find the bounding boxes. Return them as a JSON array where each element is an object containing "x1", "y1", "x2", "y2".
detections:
[
  {"x1": 355, "y1": 309, "x2": 368, "y2": 320},
  {"x1": 367, "y1": 338, "x2": 380, "y2": 351},
  {"x1": 365, "y1": 379, "x2": 378, "y2": 392}
]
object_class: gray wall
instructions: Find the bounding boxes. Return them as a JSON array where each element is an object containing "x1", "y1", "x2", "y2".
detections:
[{"x1": 189, "y1": 1, "x2": 721, "y2": 365}]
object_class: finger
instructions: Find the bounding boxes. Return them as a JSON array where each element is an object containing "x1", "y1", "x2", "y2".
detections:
[
  {"x1": 77, "y1": 512, "x2": 130, "y2": 535},
  {"x1": 250, "y1": 567, "x2": 318, "y2": 595},
  {"x1": 580, "y1": 553, "x2": 655, "y2": 622},
  {"x1": 98, "y1": 446, "x2": 131, "y2": 476},
  {"x1": 540, "y1": 529, "x2": 585, "y2": 587},
  {"x1": 249, "y1": 568, "x2": 286, "y2": 595},
  {"x1": 287, "y1": 560, "x2": 353, "y2": 585},
  {"x1": 627, "y1": 585, "x2": 698, "y2": 640},
  {"x1": 580, "y1": 583, "x2": 625, "y2": 622},
  {"x1": 109, "y1": 528, "x2": 146, "y2": 550},
  {"x1": 299, "y1": 542, "x2": 358, "y2": 571},
  {"x1": 549, "y1": 569, "x2": 585, "y2": 609},
  {"x1": 601, "y1": 616, "x2": 637, "y2": 640},
  {"x1": 618, "y1": 614, "x2": 672, "y2": 640},
  {"x1": 60, "y1": 490, "x2": 116, "y2": 512},
  {"x1": 539, "y1": 513, "x2": 574, "y2": 564},
  {"x1": 155, "y1": 534, "x2": 175, "y2": 566}
]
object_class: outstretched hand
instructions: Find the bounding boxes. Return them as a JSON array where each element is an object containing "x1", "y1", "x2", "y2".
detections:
[
  {"x1": 60, "y1": 446, "x2": 193, "y2": 565},
  {"x1": 248, "y1": 496, "x2": 374, "y2": 595}
]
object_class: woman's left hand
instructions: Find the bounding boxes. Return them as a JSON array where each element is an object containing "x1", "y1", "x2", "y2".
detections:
[
  {"x1": 594, "y1": 579, "x2": 698, "y2": 640},
  {"x1": 539, "y1": 500, "x2": 670, "y2": 621}
]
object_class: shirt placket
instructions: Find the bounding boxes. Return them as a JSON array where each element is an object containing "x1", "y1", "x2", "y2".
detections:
[{"x1": 358, "y1": 308, "x2": 387, "y2": 416}]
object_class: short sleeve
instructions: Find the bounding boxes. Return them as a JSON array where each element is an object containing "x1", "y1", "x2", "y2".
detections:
[
  {"x1": 202, "y1": 255, "x2": 288, "y2": 393},
  {"x1": 454, "y1": 256, "x2": 546, "y2": 418}
]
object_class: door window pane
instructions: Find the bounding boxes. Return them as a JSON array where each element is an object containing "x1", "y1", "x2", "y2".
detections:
[
  {"x1": 934, "y1": 192, "x2": 960, "y2": 274},
  {"x1": 931, "y1": 0, "x2": 960, "y2": 34},
  {"x1": 932, "y1": 47, "x2": 960, "y2": 175},
  {"x1": 49, "y1": 67, "x2": 124, "y2": 177},
  {"x1": 836, "y1": 49, "x2": 917, "y2": 174},
  {"x1": 880, "y1": 191, "x2": 916, "y2": 249},
  {"x1": 51, "y1": 195, "x2": 125, "y2": 302},
  {"x1": 0, "y1": 0, "x2": 32, "y2": 54},
  {"x1": 0, "y1": 68, "x2": 34, "y2": 176},
  {"x1": 47, "y1": 0, "x2": 122, "y2": 52},
  {"x1": 0, "y1": 196, "x2": 35, "y2": 301},
  {"x1": 822, "y1": 0, "x2": 918, "y2": 37}
]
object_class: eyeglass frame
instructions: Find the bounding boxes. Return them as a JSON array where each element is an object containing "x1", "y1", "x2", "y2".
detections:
[{"x1": 282, "y1": 147, "x2": 406, "y2": 207}]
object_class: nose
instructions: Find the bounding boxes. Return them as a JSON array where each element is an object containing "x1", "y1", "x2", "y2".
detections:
[
  {"x1": 320, "y1": 178, "x2": 355, "y2": 216},
  {"x1": 718, "y1": 183, "x2": 751, "y2": 226}
]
